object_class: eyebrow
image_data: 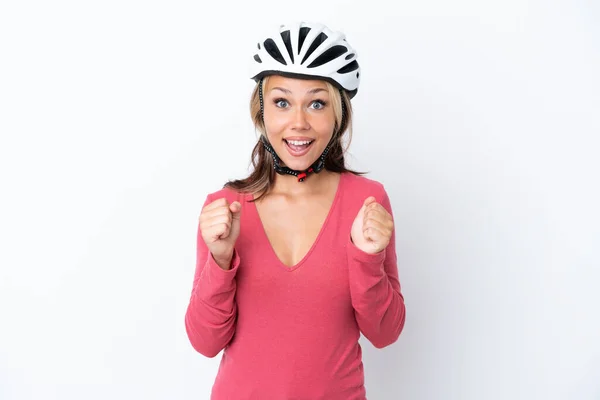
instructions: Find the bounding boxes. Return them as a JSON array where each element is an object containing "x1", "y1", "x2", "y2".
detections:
[{"x1": 270, "y1": 87, "x2": 328, "y2": 95}]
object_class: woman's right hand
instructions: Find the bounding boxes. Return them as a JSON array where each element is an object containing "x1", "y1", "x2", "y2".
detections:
[{"x1": 199, "y1": 198, "x2": 242, "y2": 270}]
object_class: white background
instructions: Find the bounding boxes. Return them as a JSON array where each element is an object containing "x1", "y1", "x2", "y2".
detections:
[{"x1": 1, "y1": 0, "x2": 599, "y2": 399}]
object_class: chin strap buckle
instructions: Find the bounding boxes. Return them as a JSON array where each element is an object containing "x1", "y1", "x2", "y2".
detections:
[{"x1": 296, "y1": 167, "x2": 315, "y2": 182}]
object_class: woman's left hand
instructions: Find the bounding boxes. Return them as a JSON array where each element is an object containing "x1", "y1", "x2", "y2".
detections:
[{"x1": 351, "y1": 196, "x2": 394, "y2": 254}]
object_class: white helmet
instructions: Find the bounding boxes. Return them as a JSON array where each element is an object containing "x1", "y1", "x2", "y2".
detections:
[{"x1": 250, "y1": 21, "x2": 361, "y2": 98}]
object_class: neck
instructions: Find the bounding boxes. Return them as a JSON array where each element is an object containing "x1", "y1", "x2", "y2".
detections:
[{"x1": 270, "y1": 169, "x2": 337, "y2": 198}]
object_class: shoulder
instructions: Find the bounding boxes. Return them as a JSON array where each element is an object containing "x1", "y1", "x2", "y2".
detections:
[
  {"x1": 342, "y1": 172, "x2": 389, "y2": 202},
  {"x1": 341, "y1": 172, "x2": 395, "y2": 215},
  {"x1": 202, "y1": 186, "x2": 251, "y2": 208}
]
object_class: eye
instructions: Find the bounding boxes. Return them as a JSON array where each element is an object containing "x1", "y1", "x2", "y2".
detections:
[
  {"x1": 274, "y1": 98, "x2": 289, "y2": 108},
  {"x1": 310, "y1": 100, "x2": 327, "y2": 110}
]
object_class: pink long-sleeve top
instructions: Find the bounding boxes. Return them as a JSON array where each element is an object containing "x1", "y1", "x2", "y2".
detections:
[{"x1": 185, "y1": 171, "x2": 406, "y2": 400}]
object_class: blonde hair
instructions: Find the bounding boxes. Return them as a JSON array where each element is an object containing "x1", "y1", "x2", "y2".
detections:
[{"x1": 224, "y1": 75, "x2": 364, "y2": 201}]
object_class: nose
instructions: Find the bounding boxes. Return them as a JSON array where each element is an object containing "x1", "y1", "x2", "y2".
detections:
[{"x1": 291, "y1": 107, "x2": 310, "y2": 130}]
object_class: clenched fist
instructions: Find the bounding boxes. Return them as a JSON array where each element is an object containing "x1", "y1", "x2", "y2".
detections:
[
  {"x1": 199, "y1": 198, "x2": 241, "y2": 270},
  {"x1": 351, "y1": 196, "x2": 394, "y2": 254}
]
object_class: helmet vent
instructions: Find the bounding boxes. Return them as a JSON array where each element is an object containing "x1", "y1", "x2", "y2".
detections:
[
  {"x1": 301, "y1": 32, "x2": 328, "y2": 65},
  {"x1": 264, "y1": 38, "x2": 287, "y2": 65},
  {"x1": 298, "y1": 27, "x2": 311, "y2": 53},
  {"x1": 254, "y1": 54, "x2": 262, "y2": 63},
  {"x1": 337, "y1": 60, "x2": 359, "y2": 74},
  {"x1": 280, "y1": 30, "x2": 294, "y2": 63},
  {"x1": 307, "y1": 45, "x2": 347, "y2": 68}
]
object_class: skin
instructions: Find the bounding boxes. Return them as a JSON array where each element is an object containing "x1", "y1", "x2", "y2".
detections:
[
  {"x1": 254, "y1": 75, "x2": 342, "y2": 267},
  {"x1": 199, "y1": 76, "x2": 394, "y2": 270}
]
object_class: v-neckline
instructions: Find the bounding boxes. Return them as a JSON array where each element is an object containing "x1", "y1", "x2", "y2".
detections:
[{"x1": 250, "y1": 172, "x2": 345, "y2": 272}]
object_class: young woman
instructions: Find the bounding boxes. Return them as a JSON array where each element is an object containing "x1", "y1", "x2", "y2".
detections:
[{"x1": 185, "y1": 21, "x2": 406, "y2": 400}]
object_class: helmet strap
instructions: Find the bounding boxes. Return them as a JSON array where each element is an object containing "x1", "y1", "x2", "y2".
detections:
[{"x1": 258, "y1": 78, "x2": 345, "y2": 182}]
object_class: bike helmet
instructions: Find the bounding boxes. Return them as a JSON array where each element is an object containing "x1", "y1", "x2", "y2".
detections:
[
  {"x1": 250, "y1": 21, "x2": 360, "y2": 99},
  {"x1": 250, "y1": 22, "x2": 360, "y2": 182}
]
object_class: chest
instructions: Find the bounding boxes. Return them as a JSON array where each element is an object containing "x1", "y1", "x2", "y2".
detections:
[
  {"x1": 236, "y1": 197, "x2": 352, "y2": 321},
  {"x1": 254, "y1": 194, "x2": 335, "y2": 268}
]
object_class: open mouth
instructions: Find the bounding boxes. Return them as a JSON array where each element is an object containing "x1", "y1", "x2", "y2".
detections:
[{"x1": 283, "y1": 139, "x2": 315, "y2": 156}]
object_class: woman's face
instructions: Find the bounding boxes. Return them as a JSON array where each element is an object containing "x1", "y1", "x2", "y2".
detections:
[{"x1": 263, "y1": 75, "x2": 336, "y2": 171}]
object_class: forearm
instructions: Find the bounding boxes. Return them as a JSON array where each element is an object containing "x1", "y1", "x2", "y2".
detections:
[
  {"x1": 347, "y1": 231, "x2": 406, "y2": 349},
  {"x1": 185, "y1": 248, "x2": 240, "y2": 358}
]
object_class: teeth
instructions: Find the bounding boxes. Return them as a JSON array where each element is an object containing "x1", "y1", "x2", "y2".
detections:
[{"x1": 286, "y1": 139, "x2": 313, "y2": 145}]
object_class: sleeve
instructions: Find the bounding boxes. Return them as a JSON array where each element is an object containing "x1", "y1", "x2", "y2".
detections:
[
  {"x1": 347, "y1": 187, "x2": 406, "y2": 349},
  {"x1": 184, "y1": 194, "x2": 240, "y2": 358}
]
